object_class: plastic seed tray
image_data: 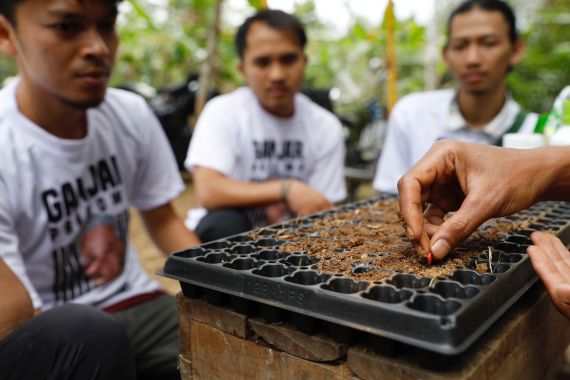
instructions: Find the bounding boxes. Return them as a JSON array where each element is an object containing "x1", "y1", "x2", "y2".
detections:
[{"x1": 160, "y1": 196, "x2": 570, "y2": 356}]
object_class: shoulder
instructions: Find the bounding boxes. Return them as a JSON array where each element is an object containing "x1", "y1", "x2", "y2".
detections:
[
  {"x1": 393, "y1": 89, "x2": 454, "y2": 114},
  {"x1": 103, "y1": 87, "x2": 149, "y2": 111},
  {"x1": 98, "y1": 88, "x2": 155, "y2": 127},
  {"x1": 0, "y1": 82, "x2": 23, "y2": 146},
  {"x1": 90, "y1": 88, "x2": 160, "y2": 146},
  {"x1": 195, "y1": 88, "x2": 258, "y2": 134},
  {"x1": 296, "y1": 93, "x2": 341, "y2": 129},
  {"x1": 202, "y1": 87, "x2": 254, "y2": 112},
  {"x1": 0, "y1": 78, "x2": 19, "y2": 117}
]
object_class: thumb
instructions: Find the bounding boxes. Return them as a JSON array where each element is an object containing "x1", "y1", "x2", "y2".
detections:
[
  {"x1": 555, "y1": 284, "x2": 570, "y2": 305},
  {"x1": 430, "y1": 198, "x2": 492, "y2": 259}
]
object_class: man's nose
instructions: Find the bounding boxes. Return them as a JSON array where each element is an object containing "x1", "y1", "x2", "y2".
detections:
[
  {"x1": 466, "y1": 45, "x2": 482, "y2": 65},
  {"x1": 268, "y1": 63, "x2": 286, "y2": 81},
  {"x1": 81, "y1": 28, "x2": 112, "y2": 59}
]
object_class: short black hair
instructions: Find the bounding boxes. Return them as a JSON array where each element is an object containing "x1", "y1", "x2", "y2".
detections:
[
  {"x1": 0, "y1": 0, "x2": 21, "y2": 24},
  {"x1": 446, "y1": 0, "x2": 518, "y2": 46},
  {"x1": 235, "y1": 9, "x2": 307, "y2": 60},
  {"x1": 0, "y1": 0, "x2": 122, "y2": 25}
]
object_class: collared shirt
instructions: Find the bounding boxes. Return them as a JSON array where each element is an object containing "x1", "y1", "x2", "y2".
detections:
[{"x1": 373, "y1": 89, "x2": 538, "y2": 193}]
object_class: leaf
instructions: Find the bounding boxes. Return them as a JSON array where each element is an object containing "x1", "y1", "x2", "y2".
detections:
[
  {"x1": 127, "y1": 0, "x2": 156, "y2": 30},
  {"x1": 247, "y1": 0, "x2": 267, "y2": 10}
]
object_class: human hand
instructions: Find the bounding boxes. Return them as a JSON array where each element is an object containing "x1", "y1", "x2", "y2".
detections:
[
  {"x1": 528, "y1": 231, "x2": 570, "y2": 320},
  {"x1": 398, "y1": 141, "x2": 554, "y2": 261},
  {"x1": 265, "y1": 201, "x2": 291, "y2": 224},
  {"x1": 81, "y1": 224, "x2": 126, "y2": 286},
  {"x1": 285, "y1": 180, "x2": 333, "y2": 216}
]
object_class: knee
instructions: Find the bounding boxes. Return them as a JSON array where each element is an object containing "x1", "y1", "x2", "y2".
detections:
[
  {"x1": 42, "y1": 304, "x2": 131, "y2": 353},
  {"x1": 17, "y1": 304, "x2": 136, "y2": 380},
  {"x1": 196, "y1": 208, "x2": 252, "y2": 242}
]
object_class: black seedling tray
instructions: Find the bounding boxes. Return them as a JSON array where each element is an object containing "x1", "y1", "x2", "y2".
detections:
[{"x1": 160, "y1": 196, "x2": 570, "y2": 355}]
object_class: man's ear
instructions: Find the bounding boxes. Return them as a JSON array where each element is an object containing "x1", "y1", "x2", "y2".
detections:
[
  {"x1": 441, "y1": 46, "x2": 450, "y2": 69},
  {"x1": 0, "y1": 15, "x2": 17, "y2": 56},
  {"x1": 509, "y1": 39, "x2": 525, "y2": 67},
  {"x1": 303, "y1": 52, "x2": 308, "y2": 66},
  {"x1": 237, "y1": 60, "x2": 245, "y2": 76}
]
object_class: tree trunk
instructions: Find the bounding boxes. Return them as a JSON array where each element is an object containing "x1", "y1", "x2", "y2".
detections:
[
  {"x1": 193, "y1": 0, "x2": 223, "y2": 126},
  {"x1": 385, "y1": 0, "x2": 398, "y2": 116}
]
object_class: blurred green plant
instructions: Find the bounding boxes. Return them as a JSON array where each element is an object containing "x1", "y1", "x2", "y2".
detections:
[{"x1": 508, "y1": 0, "x2": 570, "y2": 112}]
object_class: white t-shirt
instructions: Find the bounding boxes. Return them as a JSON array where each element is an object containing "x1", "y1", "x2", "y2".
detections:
[
  {"x1": 0, "y1": 79, "x2": 184, "y2": 310},
  {"x1": 185, "y1": 87, "x2": 346, "y2": 229},
  {"x1": 373, "y1": 89, "x2": 538, "y2": 193}
]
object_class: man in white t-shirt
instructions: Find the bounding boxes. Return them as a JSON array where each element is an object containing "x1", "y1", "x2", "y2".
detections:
[
  {"x1": 373, "y1": 0, "x2": 538, "y2": 194},
  {"x1": 185, "y1": 9, "x2": 346, "y2": 242},
  {"x1": 0, "y1": 1, "x2": 200, "y2": 379}
]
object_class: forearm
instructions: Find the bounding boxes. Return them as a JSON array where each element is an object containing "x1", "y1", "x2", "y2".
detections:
[
  {"x1": 0, "y1": 262, "x2": 34, "y2": 341},
  {"x1": 541, "y1": 147, "x2": 570, "y2": 201},
  {"x1": 141, "y1": 203, "x2": 200, "y2": 255},
  {"x1": 149, "y1": 218, "x2": 200, "y2": 254},
  {"x1": 195, "y1": 170, "x2": 284, "y2": 210}
]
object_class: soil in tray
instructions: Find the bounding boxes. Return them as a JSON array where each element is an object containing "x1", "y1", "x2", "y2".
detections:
[{"x1": 252, "y1": 199, "x2": 550, "y2": 282}]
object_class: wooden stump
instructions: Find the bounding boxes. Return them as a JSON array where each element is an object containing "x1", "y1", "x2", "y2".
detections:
[{"x1": 177, "y1": 283, "x2": 570, "y2": 380}]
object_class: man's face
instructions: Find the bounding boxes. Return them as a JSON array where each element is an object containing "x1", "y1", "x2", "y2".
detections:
[
  {"x1": 0, "y1": 0, "x2": 118, "y2": 109},
  {"x1": 443, "y1": 8, "x2": 523, "y2": 95},
  {"x1": 80, "y1": 223, "x2": 126, "y2": 285},
  {"x1": 239, "y1": 21, "x2": 307, "y2": 118}
]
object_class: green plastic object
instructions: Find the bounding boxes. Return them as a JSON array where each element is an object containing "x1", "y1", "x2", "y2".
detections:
[
  {"x1": 533, "y1": 113, "x2": 549, "y2": 134},
  {"x1": 562, "y1": 99, "x2": 570, "y2": 125}
]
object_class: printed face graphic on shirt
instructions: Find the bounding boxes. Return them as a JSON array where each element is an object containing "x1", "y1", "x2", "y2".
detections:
[
  {"x1": 239, "y1": 22, "x2": 307, "y2": 118},
  {"x1": 39, "y1": 155, "x2": 128, "y2": 304},
  {"x1": 80, "y1": 216, "x2": 126, "y2": 286}
]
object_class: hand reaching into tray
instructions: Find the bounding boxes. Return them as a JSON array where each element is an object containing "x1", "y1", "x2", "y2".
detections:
[
  {"x1": 528, "y1": 231, "x2": 570, "y2": 320},
  {"x1": 284, "y1": 180, "x2": 334, "y2": 217},
  {"x1": 397, "y1": 141, "x2": 570, "y2": 261}
]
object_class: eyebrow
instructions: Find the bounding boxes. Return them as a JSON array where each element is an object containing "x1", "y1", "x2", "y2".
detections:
[
  {"x1": 450, "y1": 32, "x2": 502, "y2": 41},
  {"x1": 46, "y1": 8, "x2": 118, "y2": 19}
]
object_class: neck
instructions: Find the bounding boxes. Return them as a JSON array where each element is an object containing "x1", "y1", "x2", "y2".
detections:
[
  {"x1": 264, "y1": 104, "x2": 294, "y2": 118},
  {"x1": 15, "y1": 81, "x2": 88, "y2": 140},
  {"x1": 457, "y1": 86, "x2": 507, "y2": 129}
]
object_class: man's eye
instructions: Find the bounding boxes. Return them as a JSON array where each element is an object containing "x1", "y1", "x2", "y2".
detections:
[
  {"x1": 281, "y1": 54, "x2": 299, "y2": 65},
  {"x1": 52, "y1": 22, "x2": 81, "y2": 33},
  {"x1": 254, "y1": 58, "x2": 270, "y2": 67},
  {"x1": 450, "y1": 43, "x2": 467, "y2": 51},
  {"x1": 100, "y1": 19, "x2": 117, "y2": 33}
]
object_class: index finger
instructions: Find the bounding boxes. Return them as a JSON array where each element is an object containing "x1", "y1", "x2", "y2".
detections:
[{"x1": 398, "y1": 161, "x2": 439, "y2": 253}]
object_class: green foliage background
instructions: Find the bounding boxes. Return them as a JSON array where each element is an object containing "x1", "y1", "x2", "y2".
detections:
[{"x1": 0, "y1": 0, "x2": 568, "y2": 117}]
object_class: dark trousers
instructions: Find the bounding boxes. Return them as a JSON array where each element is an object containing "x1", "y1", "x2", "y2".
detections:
[
  {"x1": 111, "y1": 294, "x2": 180, "y2": 380},
  {"x1": 195, "y1": 208, "x2": 253, "y2": 243},
  {"x1": 0, "y1": 303, "x2": 136, "y2": 380}
]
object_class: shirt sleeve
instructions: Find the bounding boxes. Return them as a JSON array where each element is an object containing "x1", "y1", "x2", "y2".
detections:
[
  {"x1": 129, "y1": 97, "x2": 185, "y2": 211},
  {"x1": 372, "y1": 103, "x2": 411, "y2": 194},
  {"x1": 0, "y1": 182, "x2": 42, "y2": 309},
  {"x1": 184, "y1": 99, "x2": 238, "y2": 176},
  {"x1": 307, "y1": 117, "x2": 347, "y2": 203}
]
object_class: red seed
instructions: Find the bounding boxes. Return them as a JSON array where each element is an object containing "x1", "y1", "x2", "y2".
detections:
[{"x1": 428, "y1": 252, "x2": 433, "y2": 266}]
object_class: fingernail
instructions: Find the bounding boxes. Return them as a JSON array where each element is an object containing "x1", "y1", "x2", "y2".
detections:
[
  {"x1": 431, "y1": 239, "x2": 451, "y2": 258},
  {"x1": 406, "y1": 226, "x2": 415, "y2": 240}
]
